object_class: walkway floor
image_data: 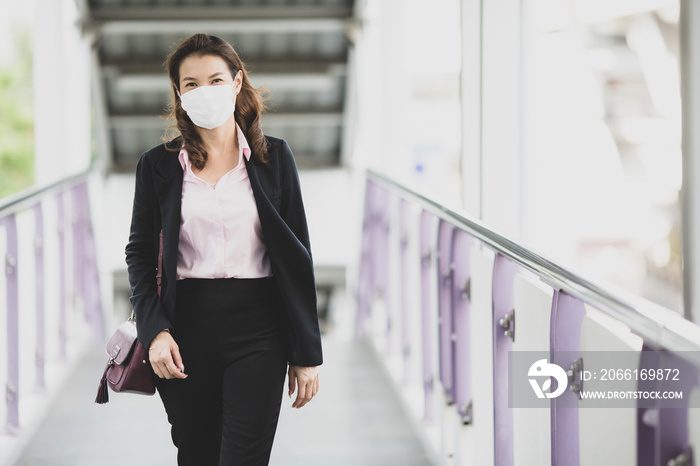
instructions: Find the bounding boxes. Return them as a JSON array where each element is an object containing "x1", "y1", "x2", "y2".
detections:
[{"x1": 14, "y1": 334, "x2": 432, "y2": 466}]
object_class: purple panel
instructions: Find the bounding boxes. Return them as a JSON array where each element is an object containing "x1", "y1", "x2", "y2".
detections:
[
  {"x1": 636, "y1": 347, "x2": 699, "y2": 466},
  {"x1": 437, "y1": 220, "x2": 455, "y2": 401},
  {"x1": 76, "y1": 183, "x2": 103, "y2": 341},
  {"x1": 452, "y1": 230, "x2": 473, "y2": 421},
  {"x1": 373, "y1": 186, "x2": 392, "y2": 353},
  {"x1": 637, "y1": 346, "x2": 661, "y2": 466},
  {"x1": 56, "y1": 192, "x2": 67, "y2": 358},
  {"x1": 2, "y1": 214, "x2": 20, "y2": 432},
  {"x1": 71, "y1": 185, "x2": 87, "y2": 327},
  {"x1": 657, "y1": 352, "x2": 697, "y2": 465},
  {"x1": 399, "y1": 199, "x2": 411, "y2": 384},
  {"x1": 356, "y1": 181, "x2": 375, "y2": 339},
  {"x1": 357, "y1": 251, "x2": 371, "y2": 339},
  {"x1": 550, "y1": 291, "x2": 585, "y2": 466},
  {"x1": 370, "y1": 185, "x2": 390, "y2": 297},
  {"x1": 492, "y1": 253, "x2": 519, "y2": 466},
  {"x1": 420, "y1": 210, "x2": 435, "y2": 422},
  {"x1": 33, "y1": 203, "x2": 46, "y2": 390}
]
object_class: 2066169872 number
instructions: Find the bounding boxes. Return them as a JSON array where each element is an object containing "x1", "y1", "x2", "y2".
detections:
[{"x1": 599, "y1": 368, "x2": 680, "y2": 381}]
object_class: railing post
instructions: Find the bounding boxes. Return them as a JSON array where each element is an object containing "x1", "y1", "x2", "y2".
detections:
[
  {"x1": 73, "y1": 182, "x2": 103, "y2": 341},
  {"x1": 357, "y1": 181, "x2": 374, "y2": 339},
  {"x1": 550, "y1": 291, "x2": 585, "y2": 466},
  {"x1": 492, "y1": 253, "x2": 519, "y2": 466},
  {"x1": 71, "y1": 185, "x2": 86, "y2": 328},
  {"x1": 56, "y1": 192, "x2": 67, "y2": 359},
  {"x1": 451, "y1": 230, "x2": 473, "y2": 424},
  {"x1": 656, "y1": 352, "x2": 696, "y2": 465},
  {"x1": 2, "y1": 214, "x2": 20, "y2": 433},
  {"x1": 34, "y1": 203, "x2": 46, "y2": 391},
  {"x1": 398, "y1": 199, "x2": 411, "y2": 384},
  {"x1": 420, "y1": 210, "x2": 435, "y2": 422},
  {"x1": 437, "y1": 220, "x2": 455, "y2": 403},
  {"x1": 368, "y1": 184, "x2": 391, "y2": 350}
]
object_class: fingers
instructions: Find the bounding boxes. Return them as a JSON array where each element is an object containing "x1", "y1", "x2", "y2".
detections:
[
  {"x1": 164, "y1": 349, "x2": 187, "y2": 379},
  {"x1": 149, "y1": 331, "x2": 187, "y2": 380},
  {"x1": 289, "y1": 365, "x2": 319, "y2": 409},
  {"x1": 151, "y1": 350, "x2": 185, "y2": 379},
  {"x1": 288, "y1": 367, "x2": 296, "y2": 398},
  {"x1": 293, "y1": 380, "x2": 308, "y2": 408},
  {"x1": 172, "y1": 347, "x2": 186, "y2": 374}
]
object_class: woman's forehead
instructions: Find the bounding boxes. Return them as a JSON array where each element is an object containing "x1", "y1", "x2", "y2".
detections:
[{"x1": 179, "y1": 55, "x2": 231, "y2": 78}]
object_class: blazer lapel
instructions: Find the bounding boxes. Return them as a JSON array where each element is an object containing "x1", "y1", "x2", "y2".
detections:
[
  {"x1": 151, "y1": 150, "x2": 183, "y2": 294},
  {"x1": 152, "y1": 150, "x2": 183, "y2": 185},
  {"x1": 152, "y1": 152, "x2": 183, "y2": 221},
  {"x1": 245, "y1": 156, "x2": 281, "y2": 212}
]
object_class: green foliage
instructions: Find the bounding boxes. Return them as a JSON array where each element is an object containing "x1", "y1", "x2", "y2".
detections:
[{"x1": 0, "y1": 28, "x2": 34, "y2": 198}]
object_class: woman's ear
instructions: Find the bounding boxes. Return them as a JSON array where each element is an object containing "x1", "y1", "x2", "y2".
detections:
[
  {"x1": 235, "y1": 70, "x2": 243, "y2": 95},
  {"x1": 174, "y1": 84, "x2": 181, "y2": 98}
]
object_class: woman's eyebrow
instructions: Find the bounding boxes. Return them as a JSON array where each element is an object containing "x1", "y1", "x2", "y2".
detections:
[{"x1": 182, "y1": 72, "x2": 226, "y2": 82}]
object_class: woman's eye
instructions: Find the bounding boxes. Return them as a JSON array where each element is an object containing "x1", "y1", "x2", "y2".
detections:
[
  {"x1": 212, "y1": 78, "x2": 223, "y2": 84},
  {"x1": 184, "y1": 82, "x2": 196, "y2": 87}
]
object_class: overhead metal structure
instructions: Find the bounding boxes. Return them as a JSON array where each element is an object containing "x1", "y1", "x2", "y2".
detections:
[{"x1": 82, "y1": 0, "x2": 357, "y2": 172}]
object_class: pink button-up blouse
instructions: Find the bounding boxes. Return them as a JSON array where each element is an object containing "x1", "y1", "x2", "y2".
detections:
[{"x1": 176, "y1": 126, "x2": 271, "y2": 280}]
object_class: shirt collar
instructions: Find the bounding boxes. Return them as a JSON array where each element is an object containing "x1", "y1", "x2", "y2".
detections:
[
  {"x1": 237, "y1": 125, "x2": 252, "y2": 161},
  {"x1": 178, "y1": 124, "x2": 252, "y2": 171}
]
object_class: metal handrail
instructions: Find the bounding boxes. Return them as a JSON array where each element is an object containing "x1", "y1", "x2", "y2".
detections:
[
  {"x1": 0, "y1": 170, "x2": 90, "y2": 217},
  {"x1": 367, "y1": 169, "x2": 700, "y2": 364}
]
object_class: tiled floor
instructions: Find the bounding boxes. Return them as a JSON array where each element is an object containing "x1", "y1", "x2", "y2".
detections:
[{"x1": 15, "y1": 334, "x2": 432, "y2": 466}]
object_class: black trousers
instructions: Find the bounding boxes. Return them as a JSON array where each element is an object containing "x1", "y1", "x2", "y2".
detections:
[{"x1": 155, "y1": 277, "x2": 288, "y2": 466}]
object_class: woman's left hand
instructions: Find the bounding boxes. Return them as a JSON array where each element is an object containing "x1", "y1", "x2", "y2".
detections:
[{"x1": 288, "y1": 365, "x2": 319, "y2": 409}]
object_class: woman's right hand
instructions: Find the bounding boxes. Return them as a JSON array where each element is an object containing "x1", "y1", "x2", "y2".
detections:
[{"x1": 149, "y1": 330, "x2": 188, "y2": 379}]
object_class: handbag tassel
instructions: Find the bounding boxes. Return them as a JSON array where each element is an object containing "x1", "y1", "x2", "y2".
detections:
[{"x1": 94, "y1": 362, "x2": 112, "y2": 404}]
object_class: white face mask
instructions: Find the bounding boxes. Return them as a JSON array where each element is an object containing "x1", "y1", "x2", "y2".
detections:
[{"x1": 180, "y1": 84, "x2": 235, "y2": 130}]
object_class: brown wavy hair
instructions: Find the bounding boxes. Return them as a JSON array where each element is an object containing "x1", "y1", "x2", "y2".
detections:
[{"x1": 163, "y1": 33, "x2": 269, "y2": 168}]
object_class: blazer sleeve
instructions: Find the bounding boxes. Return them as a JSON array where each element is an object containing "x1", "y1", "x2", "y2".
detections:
[
  {"x1": 278, "y1": 139, "x2": 312, "y2": 261},
  {"x1": 278, "y1": 139, "x2": 323, "y2": 366},
  {"x1": 125, "y1": 152, "x2": 173, "y2": 348}
]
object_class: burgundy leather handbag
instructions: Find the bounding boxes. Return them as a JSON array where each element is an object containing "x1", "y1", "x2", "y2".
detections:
[
  {"x1": 95, "y1": 230, "x2": 163, "y2": 404},
  {"x1": 94, "y1": 314, "x2": 155, "y2": 403}
]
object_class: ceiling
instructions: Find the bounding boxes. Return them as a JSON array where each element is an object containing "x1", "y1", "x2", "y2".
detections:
[{"x1": 82, "y1": 0, "x2": 357, "y2": 172}]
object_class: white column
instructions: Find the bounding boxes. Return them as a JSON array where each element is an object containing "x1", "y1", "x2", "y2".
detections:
[
  {"x1": 460, "y1": 0, "x2": 483, "y2": 218},
  {"x1": 33, "y1": 0, "x2": 65, "y2": 185},
  {"x1": 381, "y1": 0, "x2": 409, "y2": 176},
  {"x1": 480, "y1": 0, "x2": 523, "y2": 238},
  {"x1": 350, "y1": 0, "x2": 388, "y2": 171},
  {"x1": 61, "y1": 0, "x2": 92, "y2": 176},
  {"x1": 33, "y1": 0, "x2": 91, "y2": 185},
  {"x1": 681, "y1": 0, "x2": 700, "y2": 322}
]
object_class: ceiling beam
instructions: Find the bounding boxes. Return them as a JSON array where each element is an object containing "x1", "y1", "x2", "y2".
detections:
[
  {"x1": 112, "y1": 68, "x2": 347, "y2": 93},
  {"x1": 110, "y1": 111, "x2": 344, "y2": 129},
  {"x1": 89, "y1": 5, "x2": 353, "y2": 21},
  {"x1": 100, "y1": 60, "x2": 348, "y2": 75},
  {"x1": 91, "y1": 17, "x2": 352, "y2": 36}
]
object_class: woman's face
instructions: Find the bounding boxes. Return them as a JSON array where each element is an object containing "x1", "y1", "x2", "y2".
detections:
[{"x1": 177, "y1": 54, "x2": 241, "y2": 98}]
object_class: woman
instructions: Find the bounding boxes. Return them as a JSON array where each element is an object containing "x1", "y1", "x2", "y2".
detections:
[{"x1": 125, "y1": 33, "x2": 322, "y2": 466}]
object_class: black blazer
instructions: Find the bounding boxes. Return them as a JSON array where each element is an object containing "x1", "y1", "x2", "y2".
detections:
[{"x1": 125, "y1": 136, "x2": 323, "y2": 367}]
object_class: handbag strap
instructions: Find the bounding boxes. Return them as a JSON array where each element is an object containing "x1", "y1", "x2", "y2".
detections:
[{"x1": 157, "y1": 229, "x2": 163, "y2": 297}]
